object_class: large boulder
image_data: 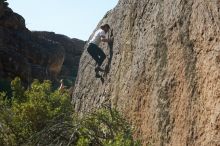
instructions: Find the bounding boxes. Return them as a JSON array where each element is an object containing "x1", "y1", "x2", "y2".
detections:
[{"x1": 72, "y1": 0, "x2": 220, "y2": 145}]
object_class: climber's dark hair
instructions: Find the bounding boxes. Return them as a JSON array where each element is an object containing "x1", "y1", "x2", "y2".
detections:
[{"x1": 100, "y1": 24, "x2": 110, "y2": 30}]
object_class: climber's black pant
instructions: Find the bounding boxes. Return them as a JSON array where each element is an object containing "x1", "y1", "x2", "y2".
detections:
[{"x1": 87, "y1": 43, "x2": 106, "y2": 66}]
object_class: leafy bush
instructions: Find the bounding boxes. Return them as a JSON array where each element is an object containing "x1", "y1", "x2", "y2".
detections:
[
  {"x1": 0, "y1": 77, "x2": 139, "y2": 146},
  {"x1": 0, "y1": 77, "x2": 71, "y2": 145},
  {"x1": 0, "y1": 92, "x2": 16, "y2": 146},
  {"x1": 30, "y1": 108, "x2": 140, "y2": 146}
]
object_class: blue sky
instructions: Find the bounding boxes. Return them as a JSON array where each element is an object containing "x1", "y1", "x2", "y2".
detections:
[{"x1": 7, "y1": 0, "x2": 118, "y2": 40}]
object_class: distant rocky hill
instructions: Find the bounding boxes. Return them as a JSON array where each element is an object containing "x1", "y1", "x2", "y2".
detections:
[
  {"x1": 0, "y1": 0, "x2": 85, "y2": 88},
  {"x1": 72, "y1": 0, "x2": 220, "y2": 145},
  {"x1": 32, "y1": 32, "x2": 85, "y2": 84}
]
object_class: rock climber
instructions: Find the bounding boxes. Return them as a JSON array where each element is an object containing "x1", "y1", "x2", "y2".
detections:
[{"x1": 87, "y1": 24, "x2": 112, "y2": 77}]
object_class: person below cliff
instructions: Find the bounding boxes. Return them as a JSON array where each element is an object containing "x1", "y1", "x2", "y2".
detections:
[
  {"x1": 58, "y1": 79, "x2": 65, "y2": 92},
  {"x1": 87, "y1": 24, "x2": 112, "y2": 77}
]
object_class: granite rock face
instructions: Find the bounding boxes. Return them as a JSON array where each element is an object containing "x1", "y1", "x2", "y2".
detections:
[
  {"x1": 0, "y1": 1, "x2": 84, "y2": 84},
  {"x1": 72, "y1": 0, "x2": 220, "y2": 145}
]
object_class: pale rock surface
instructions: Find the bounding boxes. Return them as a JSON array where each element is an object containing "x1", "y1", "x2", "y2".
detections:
[{"x1": 73, "y1": 0, "x2": 220, "y2": 145}]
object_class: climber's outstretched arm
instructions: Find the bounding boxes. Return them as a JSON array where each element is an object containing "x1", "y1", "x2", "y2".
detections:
[{"x1": 101, "y1": 36, "x2": 112, "y2": 43}]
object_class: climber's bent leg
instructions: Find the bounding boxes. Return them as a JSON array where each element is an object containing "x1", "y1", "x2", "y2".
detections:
[
  {"x1": 87, "y1": 43, "x2": 106, "y2": 66},
  {"x1": 96, "y1": 47, "x2": 106, "y2": 66},
  {"x1": 87, "y1": 43, "x2": 99, "y2": 62}
]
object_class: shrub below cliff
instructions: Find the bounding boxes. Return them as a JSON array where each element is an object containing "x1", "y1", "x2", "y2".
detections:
[{"x1": 0, "y1": 78, "x2": 139, "y2": 146}]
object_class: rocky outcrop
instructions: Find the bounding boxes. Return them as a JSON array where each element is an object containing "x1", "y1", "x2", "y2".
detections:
[
  {"x1": 0, "y1": 1, "x2": 84, "y2": 84},
  {"x1": 72, "y1": 0, "x2": 220, "y2": 145},
  {"x1": 32, "y1": 32, "x2": 85, "y2": 82}
]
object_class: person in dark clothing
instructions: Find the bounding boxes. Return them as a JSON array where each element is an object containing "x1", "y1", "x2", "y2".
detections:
[
  {"x1": 87, "y1": 43, "x2": 106, "y2": 67},
  {"x1": 87, "y1": 24, "x2": 112, "y2": 77}
]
